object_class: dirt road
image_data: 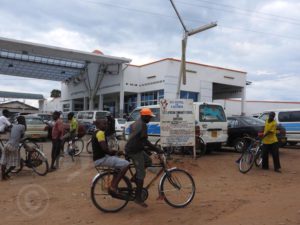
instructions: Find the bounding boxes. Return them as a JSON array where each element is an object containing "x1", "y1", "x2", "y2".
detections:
[{"x1": 1, "y1": 140, "x2": 300, "y2": 225}]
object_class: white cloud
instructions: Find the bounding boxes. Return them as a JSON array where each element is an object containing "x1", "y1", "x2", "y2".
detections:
[{"x1": 247, "y1": 75, "x2": 300, "y2": 100}]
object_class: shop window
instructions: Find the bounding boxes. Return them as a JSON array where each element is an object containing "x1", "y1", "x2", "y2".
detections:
[{"x1": 180, "y1": 91, "x2": 198, "y2": 102}]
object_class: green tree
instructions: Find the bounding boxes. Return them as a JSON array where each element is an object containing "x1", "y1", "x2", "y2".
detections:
[{"x1": 50, "y1": 89, "x2": 61, "y2": 98}]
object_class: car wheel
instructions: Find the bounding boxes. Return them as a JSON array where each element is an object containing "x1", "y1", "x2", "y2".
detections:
[{"x1": 234, "y1": 138, "x2": 247, "y2": 152}]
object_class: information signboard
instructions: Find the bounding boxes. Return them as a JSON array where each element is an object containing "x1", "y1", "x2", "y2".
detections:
[{"x1": 160, "y1": 99, "x2": 195, "y2": 148}]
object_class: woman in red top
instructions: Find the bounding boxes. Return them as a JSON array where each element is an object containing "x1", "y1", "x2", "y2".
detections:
[{"x1": 50, "y1": 111, "x2": 64, "y2": 171}]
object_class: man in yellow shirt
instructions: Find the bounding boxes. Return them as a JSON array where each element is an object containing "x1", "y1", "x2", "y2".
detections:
[
  {"x1": 92, "y1": 119, "x2": 129, "y2": 194},
  {"x1": 262, "y1": 112, "x2": 281, "y2": 172}
]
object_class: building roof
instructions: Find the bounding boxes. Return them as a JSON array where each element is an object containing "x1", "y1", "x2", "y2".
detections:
[
  {"x1": 0, "y1": 36, "x2": 131, "y2": 82},
  {"x1": 129, "y1": 58, "x2": 247, "y2": 74},
  {"x1": 0, "y1": 100, "x2": 38, "y2": 110},
  {"x1": 0, "y1": 91, "x2": 44, "y2": 100}
]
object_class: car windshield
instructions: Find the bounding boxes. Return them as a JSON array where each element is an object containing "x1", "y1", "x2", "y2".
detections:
[
  {"x1": 26, "y1": 117, "x2": 44, "y2": 125},
  {"x1": 117, "y1": 118, "x2": 126, "y2": 124},
  {"x1": 39, "y1": 114, "x2": 52, "y2": 121},
  {"x1": 199, "y1": 104, "x2": 226, "y2": 122},
  {"x1": 241, "y1": 117, "x2": 265, "y2": 126}
]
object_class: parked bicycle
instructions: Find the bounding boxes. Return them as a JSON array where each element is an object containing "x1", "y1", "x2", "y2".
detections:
[
  {"x1": 238, "y1": 137, "x2": 263, "y2": 174},
  {"x1": 91, "y1": 151, "x2": 196, "y2": 213},
  {"x1": 11, "y1": 138, "x2": 49, "y2": 176}
]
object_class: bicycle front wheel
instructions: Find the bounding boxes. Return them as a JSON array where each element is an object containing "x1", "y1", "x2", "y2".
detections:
[
  {"x1": 239, "y1": 151, "x2": 255, "y2": 173},
  {"x1": 160, "y1": 169, "x2": 195, "y2": 208},
  {"x1": 74, "y1": 139, "x2": 84, "y2": 156},
  {"x1": 91, "y1": 172, "x2": 131, "y2": 213},
  {"x1": 29, "y1": 149, "x2": 49, "y2": 176}
]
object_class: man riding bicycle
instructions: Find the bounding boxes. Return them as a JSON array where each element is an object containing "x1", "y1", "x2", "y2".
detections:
[
  {"x1": 92, "y1": 119, "x2": 129, "y2": 194},
  {"x1": 62, "y1": 112, "x2": 78, "y2": 155},
  {"x1": 125, "y1": 107, "x2": 163, "y2": 208}
]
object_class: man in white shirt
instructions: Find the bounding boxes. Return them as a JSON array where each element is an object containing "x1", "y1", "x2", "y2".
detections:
[{"x1": 0, "y1": 109, "x2": 11, "y2": 133}]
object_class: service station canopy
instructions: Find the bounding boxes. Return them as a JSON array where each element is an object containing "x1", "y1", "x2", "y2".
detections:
[{"x1": 0, "y1": 37, "x2": 131, "y2": 82}]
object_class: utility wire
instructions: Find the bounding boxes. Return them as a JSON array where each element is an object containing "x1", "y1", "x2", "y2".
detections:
[
  {"x1": 84, "y1": 0, "x2": 300, "y2": 40},
  {"x1": 190, "y1": 0, "x2": 300, "y2": 23},
  {"x1": 176, "y1": 0, "x2": 300, "y2": 27}
]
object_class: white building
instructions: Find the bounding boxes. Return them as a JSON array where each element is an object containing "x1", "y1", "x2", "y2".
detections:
[
  {"x1": 215, "y1": 99, "x2": 300, "y2": 116},
  {"x1": 0, "y1": 37, "x2": 247, "y2": 116},
  {"x1": 61, "y1": 58, "x2": 247, "y2": 117}
]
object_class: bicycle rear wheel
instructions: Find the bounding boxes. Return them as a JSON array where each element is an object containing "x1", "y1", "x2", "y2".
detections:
[
  {"x1": 91, "y1": 172, "x2": 131, "y2": 213},
  {"x1": 239, "y1": 151, "x2": 255, "y2": 173},
  {"x1": 11, "y1": 140, "x2": 40, "y2": 174},
  {"x1": 160, "y1": 168, "x2": 195, "y2": 208},
  {"x1": 86, "y1": 139, "x2": 92, "y2": 154}
]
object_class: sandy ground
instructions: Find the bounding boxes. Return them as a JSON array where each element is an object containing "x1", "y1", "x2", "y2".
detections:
[{"x1": 1, "y1": 137, "x2": 300, "y2": 225}]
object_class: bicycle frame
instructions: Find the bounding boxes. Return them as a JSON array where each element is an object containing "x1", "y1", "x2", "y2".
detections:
[{"x1": 94, "y1": 153, "x2": 175, "y2": 196}]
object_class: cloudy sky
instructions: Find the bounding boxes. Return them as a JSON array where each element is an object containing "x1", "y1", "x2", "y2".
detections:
[{"x1": 0, "y1": 0, "x2": 299, "y2": 106}]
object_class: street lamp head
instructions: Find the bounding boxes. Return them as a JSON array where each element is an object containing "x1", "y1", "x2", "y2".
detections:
[{"x1": 187, "y1": 22, "x2": 217, "y2": 36}]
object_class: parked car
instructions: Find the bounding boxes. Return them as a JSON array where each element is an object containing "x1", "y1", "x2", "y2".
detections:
[
  {"x1": 24, "y1": 115, "x2": 49, "y2": 140},
  {"x1": 227, "y1": 116, "x2": 287, "y2": 152},
  {"x1": 31, "y1": 113, "x2": 52, "y2": 123},
  {"x1": 115, "y1": 118, "x2": 127, "y2": 137}
]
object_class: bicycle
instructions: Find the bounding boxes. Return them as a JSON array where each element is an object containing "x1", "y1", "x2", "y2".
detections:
[
  {"x1": 238, "y1": 137, "x2": 263, "y2": 174},
  {"x1": 11, "y1": 138, "x2": 49, "y2": 176},
  {"x1": 91, "y1": 152, "x2": 196, "y2": 213},
  {"x1": 63, "y1": 136, "x2": 84, "y2": 159},
  {"x1": 86, "y1": 133, "x2": 119, "y2": 154}
]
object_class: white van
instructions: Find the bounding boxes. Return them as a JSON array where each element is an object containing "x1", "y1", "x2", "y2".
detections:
[
  {"x1": 77, "y1": 110, "x2": 110, "y2": 125},
  {"x1": 193, "y1": 102, "x2": 228, "y2": 150},
  {"x1": 124, "y1": 102, "x2": 228, "y2": 150},
  {"x1": 259, "y1": 109, "x2": 300, "y2": 145}
]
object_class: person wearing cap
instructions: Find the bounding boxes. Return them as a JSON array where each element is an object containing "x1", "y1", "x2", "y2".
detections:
[
  {"x1": 0, "y1": 109, "x2": 11, "y2": 133},
  {"x1": 125, "y1": 107, "x2": 163, "y2": 207}
]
